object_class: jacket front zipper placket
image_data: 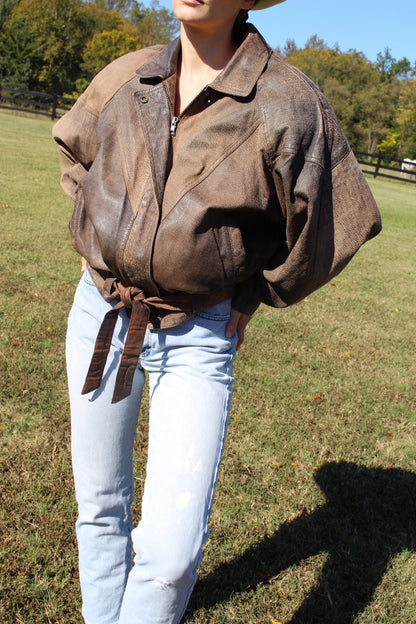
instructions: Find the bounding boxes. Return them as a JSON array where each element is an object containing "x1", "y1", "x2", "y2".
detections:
[{"x1": 169, "y1": 86, "x2": 211, "y2": 138}]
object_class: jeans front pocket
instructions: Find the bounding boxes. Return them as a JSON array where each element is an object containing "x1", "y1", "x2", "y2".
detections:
[{"x1": 196, "y1": 298, "x2": 232, "y2": 322}]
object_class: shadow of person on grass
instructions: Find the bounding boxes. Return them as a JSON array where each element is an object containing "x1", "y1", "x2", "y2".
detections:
[{"x1": 188, "y1": 462, "x2": 416, "y2": 623}]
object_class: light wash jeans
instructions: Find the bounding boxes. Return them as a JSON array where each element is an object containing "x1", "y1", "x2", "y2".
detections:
[{"x1": 66, "y1": 271, "x2": 237, "y2": 624}]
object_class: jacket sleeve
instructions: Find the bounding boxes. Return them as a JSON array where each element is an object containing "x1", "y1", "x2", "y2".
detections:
[
  {"x1": 52, "y1": 92, "x2": 99, "y2": 202},
  {"x1": 232, "y1": 125, "x2": 381, "y2": 315}
]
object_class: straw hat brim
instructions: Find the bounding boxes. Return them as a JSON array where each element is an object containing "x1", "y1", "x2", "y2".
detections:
[{"x1": 252, "y1": 0, "x2": 287, "y2": 10}]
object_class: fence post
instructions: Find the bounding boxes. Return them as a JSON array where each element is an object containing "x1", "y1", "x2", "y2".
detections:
[
  {"x1": 374, "y1": 154, "x2": 382, "y2": 179},
  {"x1": 51, "y1": 94, "x2": 58, "y2": 120}
]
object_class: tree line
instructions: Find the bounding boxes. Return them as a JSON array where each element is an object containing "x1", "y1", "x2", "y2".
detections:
[
  {"x1": 1, "y1": 0, "x2": 415, "y2": 159},
  {"x1": 0, "y1": 0, "x2": 178, "y2": 96},
  {"x1": 279, "y1": 37, "x2": 416, "y2": 160}
]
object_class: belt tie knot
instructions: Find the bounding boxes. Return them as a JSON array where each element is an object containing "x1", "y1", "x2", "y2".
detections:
[
  {"x1": 81, "y1": 279, "x2": 234, "y2": 403},
  {"x1": 118, "y1": 285, "x2": 146, "y2": 307}
]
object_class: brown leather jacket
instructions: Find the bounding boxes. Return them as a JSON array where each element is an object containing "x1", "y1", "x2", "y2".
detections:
[{"x1": 53, "y1": 25, "x2": 381, "y2": 326}]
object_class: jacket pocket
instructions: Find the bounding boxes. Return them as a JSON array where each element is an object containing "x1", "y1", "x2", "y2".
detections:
[
  {"x1": 212, "y1": 217, "x2": 246, "y2": 282},
  {"x1": 152, "y1": 216, "x2": 246, "y2": 293}
]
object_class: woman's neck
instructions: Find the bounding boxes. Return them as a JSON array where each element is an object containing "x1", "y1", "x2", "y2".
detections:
[
  {"x1": 179, "y1": 22, "x2": 237, "y2": 77},
  {"x1": 175, "y1": 23, "x2": 236, "y2": 115}
]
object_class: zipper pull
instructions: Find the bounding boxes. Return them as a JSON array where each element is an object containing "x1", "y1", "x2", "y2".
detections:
[{"x1": 170, "y1": 116, "x2": 179, "y2": 137}]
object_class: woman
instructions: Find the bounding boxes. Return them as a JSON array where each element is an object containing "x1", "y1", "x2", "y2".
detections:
[{"x1": 53, "y1": 1, "x2": 381, "y2": 622}]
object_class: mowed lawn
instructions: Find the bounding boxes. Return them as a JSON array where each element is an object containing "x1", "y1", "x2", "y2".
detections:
[{"x1": 0, "y1": 110, "x2": 415, "y2": 624}]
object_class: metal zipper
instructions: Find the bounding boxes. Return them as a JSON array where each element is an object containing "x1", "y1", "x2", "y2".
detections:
[
  {"x1": 170, "y1": 116, "x2": 179, "y2": 137},
  {"x1": 170, "y1": 87, "x2": 211, "y2": 137}
]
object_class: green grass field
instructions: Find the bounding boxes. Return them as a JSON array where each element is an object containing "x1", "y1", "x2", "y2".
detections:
[{"x1": 1, "y1": 110, "x2": 415, "y2": 624}]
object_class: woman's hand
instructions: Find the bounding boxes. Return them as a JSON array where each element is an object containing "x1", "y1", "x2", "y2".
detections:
[
  {"x1": 81, "y1": 257, "x2": 87, "y2": 273},
  {"x1": 225, "y1": 309, "x2": 252, "y2": 350}
]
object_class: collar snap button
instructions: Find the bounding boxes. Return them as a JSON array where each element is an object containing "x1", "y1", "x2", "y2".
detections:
[{"x1": 139, "y1": 95, "x2": 149, "y2": 103}]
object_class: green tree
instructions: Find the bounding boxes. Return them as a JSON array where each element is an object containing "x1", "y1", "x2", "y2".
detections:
[
  {"x1": 0, "y1": 0, "x2": 19, "y2": 27},
  {"x1": 0, "y1": 0, "x2": 87, "y2": 92},
  {"x1": 275, "y1": 38, "x2": 297, "y2": 58},
  {"x1": 79, "y1": 0, "x2": 177, "y2": 82},
  {"x1": 82, "y1": 28, "x2": 139, "y2": 77},
  {"x1": 0, "y1": 0, "x2": 178, "y2": 93},
  {"x1": 128, "y1": 0, "x2": 178, "y2": 47},
  {"x1": 282, "y1": 36, "x2": 397, "y2": 153},
  {"x1": 85, "y1": 0, "x2": 135, "y2": 18},
  {"x1": 82, "y1": 0, "x2": 178, "y2": 45},
  {"x1": 0, "y1": 11, "x2": 37, "y2": 87},
  {"x1": 395, "y1": 79, "x2": 416, "y2": 158},
  {"x1": 375, "y1": 48, "x2": 412, "y2": 81},
  {"x1": 79, "y1": 1, "x2": 125, "y2": 37},
  {"x1": 377, "y1": 132, "x2": 401, "y2": 158}
]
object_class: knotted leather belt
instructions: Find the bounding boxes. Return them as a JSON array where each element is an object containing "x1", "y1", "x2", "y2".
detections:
[{"x1": 82, "y1": 281, "x2": 234, "y2": 404}]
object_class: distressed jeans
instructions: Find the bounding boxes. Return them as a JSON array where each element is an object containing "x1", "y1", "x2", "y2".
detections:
[{"x1": 66, "y1": 272, "x2": 237, "y2": 624}]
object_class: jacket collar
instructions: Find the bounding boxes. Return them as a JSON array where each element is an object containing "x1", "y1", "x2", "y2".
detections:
[{"x1": 136, "y1": 24, "x2": 273, "y2": 98}]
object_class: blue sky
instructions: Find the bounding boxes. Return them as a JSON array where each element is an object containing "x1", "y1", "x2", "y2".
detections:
[{"x1": 149, "y1": 0, "x2": 416, "y2": 64}]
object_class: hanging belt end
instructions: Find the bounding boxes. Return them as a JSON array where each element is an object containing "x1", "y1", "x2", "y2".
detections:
[{"x1": 81, "y1": 378, "x2": 101, "y2": 395}]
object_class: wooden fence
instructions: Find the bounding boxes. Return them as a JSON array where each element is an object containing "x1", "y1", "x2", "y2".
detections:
[
  {"x1": 355, "y1": 152, "x2": 416, "y2": 185},
  {"x1": 0, "y1": 85, "x2": 75, "y2": 120}
]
